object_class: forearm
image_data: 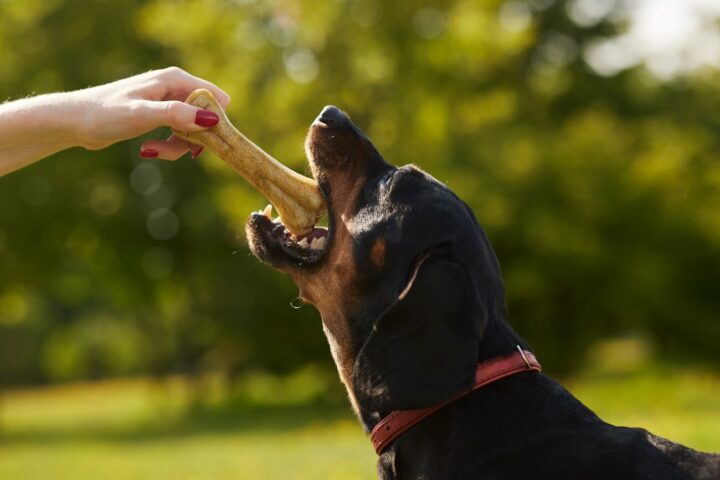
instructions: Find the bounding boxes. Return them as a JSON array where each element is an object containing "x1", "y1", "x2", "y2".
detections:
[
  {"x1": 0, "y1": 68, "x2": 229, "y2": 174},
  {"x1": 0, "y1": 93, "x2": 80, "y2": 176}
]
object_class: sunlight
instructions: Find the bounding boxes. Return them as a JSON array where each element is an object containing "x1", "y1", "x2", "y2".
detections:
[{"x1": 582, "y1": 0, "x2": 720, "y2": 78}]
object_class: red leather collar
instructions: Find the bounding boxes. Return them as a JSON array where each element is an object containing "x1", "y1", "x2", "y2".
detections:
[{"x1": 369, "y1": 346, "x2": 541, "y2": 454}]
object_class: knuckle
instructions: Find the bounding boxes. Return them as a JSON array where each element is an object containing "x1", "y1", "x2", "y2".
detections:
[
  {"x1": 128, "y1": 100, "x2": 145, "y2": 115},
  {"x1": 161, "y1": 66, "x2": 184, "y2": 77},
  {"x1": 163, "y1": 101, "x2": 182, "y2": 123}
]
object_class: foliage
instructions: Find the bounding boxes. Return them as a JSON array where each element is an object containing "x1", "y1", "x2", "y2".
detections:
[{"x1": 1, "y1": 0, "x2": 719, "y2": 386}]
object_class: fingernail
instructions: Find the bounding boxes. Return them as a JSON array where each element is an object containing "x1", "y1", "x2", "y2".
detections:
[
  {"x1": 195, "y1": 109, "x2": 219, "y2": 127},
  {"x1": 139, "y1": 149, "x2": 159, "y2": 158},
  {"x1": 191, "y1": 147, "x2": 204, "y2": 159}
]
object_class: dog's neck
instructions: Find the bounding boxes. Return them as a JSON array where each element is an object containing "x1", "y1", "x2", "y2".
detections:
[{"x1": 352, "y1": 310, "x2": 527, "y2": 430}]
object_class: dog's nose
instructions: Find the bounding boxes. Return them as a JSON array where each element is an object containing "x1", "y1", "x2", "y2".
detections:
[{"x1": 317, "y1": 105, "x2": 349, "y2": 126}]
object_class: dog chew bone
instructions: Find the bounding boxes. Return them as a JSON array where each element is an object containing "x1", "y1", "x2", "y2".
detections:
[{"x1": 172, "y1": 89, "x2": 325, "y2": 235}]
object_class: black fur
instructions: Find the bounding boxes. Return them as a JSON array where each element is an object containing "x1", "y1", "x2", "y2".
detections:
[{"x1": 246, "y1": 106, "x2": 720, "y2": 479}]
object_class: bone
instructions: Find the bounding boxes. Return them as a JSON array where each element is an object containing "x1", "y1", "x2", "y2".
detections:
[{"x1": 172, "y1": 89, "x2": 325, "y2": 235}]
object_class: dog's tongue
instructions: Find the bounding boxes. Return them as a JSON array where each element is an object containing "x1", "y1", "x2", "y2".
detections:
[{"x1": 172, "y1": 89, "x2": 326, "y2": 235}]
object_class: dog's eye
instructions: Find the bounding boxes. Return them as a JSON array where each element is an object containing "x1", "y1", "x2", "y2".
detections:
[{"x1": 380, "y1": 171, "x2": 394, "y2": 188}]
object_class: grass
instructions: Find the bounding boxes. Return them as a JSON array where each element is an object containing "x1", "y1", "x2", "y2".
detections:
[{"x1": 1, "y1": 367, "x2": 719, "y2": 479}]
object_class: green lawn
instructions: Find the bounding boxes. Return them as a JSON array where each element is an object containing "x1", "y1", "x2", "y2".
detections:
[{"x1": 1, "y1": 369, "x2": 719, "y2": 479}]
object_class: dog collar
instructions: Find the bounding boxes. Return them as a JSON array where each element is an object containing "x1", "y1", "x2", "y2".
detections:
[{"x1": 369, "y1": 346, "x2": 541, "y2": 454}]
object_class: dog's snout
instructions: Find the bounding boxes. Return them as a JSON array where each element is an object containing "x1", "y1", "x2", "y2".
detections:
[{"x1": 317, "y1": 105, "x2": 349, "y2": 127}]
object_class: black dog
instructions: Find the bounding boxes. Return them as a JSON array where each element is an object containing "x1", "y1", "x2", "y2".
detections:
[{"x1": 246, "y1": 106, "x2": 720, "y2": 479}]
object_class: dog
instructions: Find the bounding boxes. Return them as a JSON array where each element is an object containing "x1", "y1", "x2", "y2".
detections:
[{"x1": 245, "y1": 106, "x2": 720, "y2": 479}]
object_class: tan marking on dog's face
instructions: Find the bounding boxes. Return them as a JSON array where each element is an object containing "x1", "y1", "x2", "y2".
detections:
[{"x1": 370, "y1": 237, "x2": 386, "y2": 269}]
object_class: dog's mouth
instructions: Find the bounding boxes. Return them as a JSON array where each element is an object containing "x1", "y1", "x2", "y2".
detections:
[{"x1": 247, "y1": 202, "x2": 330, "y2": 266}]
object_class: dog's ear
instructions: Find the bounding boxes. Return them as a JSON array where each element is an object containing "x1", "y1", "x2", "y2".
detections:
[{"x1": 351, "y1": 252, "x2": 484, "y2": 412}]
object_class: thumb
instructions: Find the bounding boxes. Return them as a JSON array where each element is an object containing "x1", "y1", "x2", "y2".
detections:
[{"x1": 140, "y1": 100, "x2": 220, "y2": 132}]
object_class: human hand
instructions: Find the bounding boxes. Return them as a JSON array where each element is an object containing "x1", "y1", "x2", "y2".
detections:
[{"x1": 70, "y1": 67, "x2": 230, "y2": 160}]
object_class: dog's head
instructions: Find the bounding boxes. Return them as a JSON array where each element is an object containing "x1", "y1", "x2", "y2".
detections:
[{"x1": 246, "y1": 107, "x2": 515, "y2": 416}]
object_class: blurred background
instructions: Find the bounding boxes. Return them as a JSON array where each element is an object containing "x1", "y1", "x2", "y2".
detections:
[{"x1": 1, "y1": 0, "x2": 719, "y2": 478}]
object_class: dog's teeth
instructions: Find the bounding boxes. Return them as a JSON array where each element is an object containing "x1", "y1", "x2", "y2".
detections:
[
  {"x1": 310, "y1": 237, "x2": 326, "y2": 250},
  {"x1": 262, "y1": 204, "x2": 273, "y2": 219},
  {"x1": 298, "y1": 238, "x2": 309, "y2": 248}
]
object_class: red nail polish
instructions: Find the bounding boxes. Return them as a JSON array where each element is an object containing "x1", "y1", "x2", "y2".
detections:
[
  {"x1": 195, "y1": 109, "x2": 219, "y2": 127},
  {"x1": 139, "y1": 149, "x2": 159, "y2": 158},
  {"x1": 191, "y1": 147, "x2": 204, "y2": 159}
]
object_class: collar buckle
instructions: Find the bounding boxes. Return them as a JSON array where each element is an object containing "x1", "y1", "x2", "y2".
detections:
[{"x1": 516, "y1": 344, "x2": 531, "y2": 369}]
